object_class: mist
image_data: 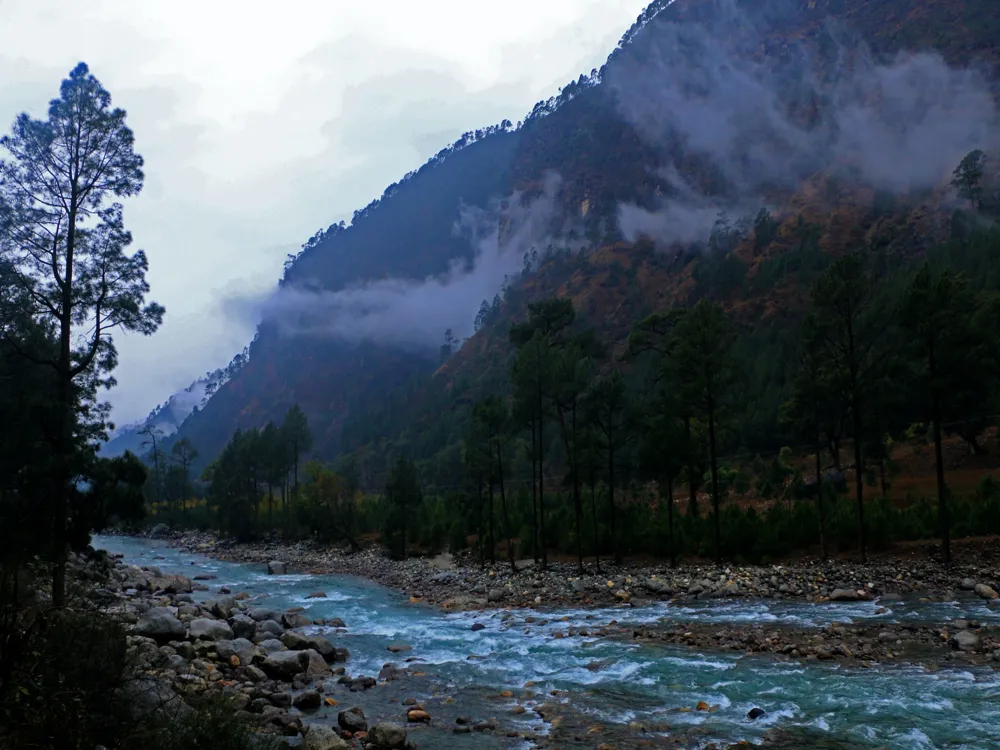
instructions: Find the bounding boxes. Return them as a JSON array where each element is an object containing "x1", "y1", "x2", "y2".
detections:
[
  {"x1": 609, "y1": 0, "x2": 999, "y2": 244},
  {"x1": 234, "y1": 173, "x2": 565, "y2": 349}
]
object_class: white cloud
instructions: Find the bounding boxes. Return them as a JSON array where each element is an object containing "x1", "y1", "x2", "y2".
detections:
[{"x1": 0, "y1": 0, "x2": 649, "y2": 422}]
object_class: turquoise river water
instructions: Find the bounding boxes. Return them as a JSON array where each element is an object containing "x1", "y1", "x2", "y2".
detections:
[{"x1": 94, "y1": 535, "x2": 1000, "y2": 749}]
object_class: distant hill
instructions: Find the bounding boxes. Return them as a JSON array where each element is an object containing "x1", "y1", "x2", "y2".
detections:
[{"x1": 153, "y1": 0, "x2": 999, "y2": 479}]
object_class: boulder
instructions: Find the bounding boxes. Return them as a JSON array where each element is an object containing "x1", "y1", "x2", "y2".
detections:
[
  {"x1": 304, "y1": 648, "x2": 332, "y2": 678},
  {"x1": 306, "y1": 634, "x2": 336, "y2": 660},
  {"x1": 951, "y1": 630, "x2": 982, "y2": 653},
  {"x1": 134, "y1": 608, "x2": 186, "y2": 640},
  {"x1": 229, "y1": 614, "x2": 256, "y2": 639},
  {"x1": 281, "y1": 631, "x2": 311, "y2": 650},
  {"x1": 259, "y1": 620, "x2": 285, "y2": 637},
  {"x1": 187, "y1": 618, "x2": 234, "y2": 641},
  {"x1": 294, "y1": 690, "x2": 322, "y2": 710},
  {"x1": 263, "y1": 650, "x2": 311, "y2": 680},
  {"x1": 284, "y1": 612, "x2": 314, "y2": 629},
  {"x1": 974, "y1": 583, "x2": 999, "y2": 601},
  {"x1": 148, "y1": 523, "x2": 170, "y2": 538},
  {"x1": 829, "y1": 588, "x2": 860, "y2": 602},
  {"x1": 960, "y1": 578, "x2": 977, "y2": 591},
  {"x1": 267, "y1": 561, "x2": 288, "y2": 575},
  {"x1": 339, "y1": 706, "x2": 368, "y2": 732},
  {"x1": 326, "y1": 617, "x2": 347, "y2": 628},
  {"x1": 257, "y1": 638, "x2": 286, "y2": 654},
  {"x1": 368, "y1": 722, "x2": 407, "y2": 749},
  {"x1": 747, "y1": 707, "x2": 767, "y2": 720},
  {"x1": 248, "y1": 607, "x2": 281, "y2": 623},
  {"x1": 303, "y1": 725, "x2": 350, "y2": 750},
  {"x1": 145, "y1": 574, "x2": 193, "y2": 594},
  {"x1": 215, "y1": 638, "x2": 255, "y2": 665},
  {"x1": 210, "y1": 597, "x2": 237, "y2": 619},
  {"x1": 471, "y1": 623, "x2": 485, "y2": 632}
]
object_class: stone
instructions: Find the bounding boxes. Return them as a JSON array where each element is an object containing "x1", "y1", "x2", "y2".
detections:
[
  {"x1": 259, "y1": 619, "x2": 285, "y2": 637},
  {"x1": 304, "y1": 648, "x2": 332, "y2": 678},
  {"x1": 387, "y1": 642, "x2": 412, "y2": 653},
  {"x1": 267, "y1": 561, "x2": 288, "y2": 575},
  {"x1": 281, "y1": 631, "x2": 311, "y2": 650},
  {"x1": 487, "y1": 588, "x2": 505, "y2": 602},
  {"x1": 471, "y1": 623, "x2": 485, "y2": 632},
  {"x1": 284, "y1": 612, "x2": 314, "y2": 629},
  {"x1": 326, "y1": 617, "x2": 347, "y2": 628},
  {"x1": 248, "y1": 607, "x2": 282, "y2": 623},
  {"x1": 951, "y1": 630, "x2": 982, "y2": 653},
  {"x1": 747, "y1": 707, "x2": 767, "y2": 720},
  {"x1": 974, "y1": 583, "x2": 999, "y2": 601},
  {"x1": 229, "y1": 614, "x2": 256, "y2": 639},
  {"x1": 263, "y1": 650, "x2": 312, "y2": 680},
  {"x1": 829, "y1": 588, "x2": 860, "y2": 602},
  {"x1": 961, "y1": 578, "x2": 977, "y2": 590},
  {"x1": 210, "y1": 597, "x2": 237, "y2": 619},
  {"x1": 270, "y1": 692, "x2": 292, "y2": 708},
  {"x1": 258, "y1": 638, "x2": 286, "y2": 654},
  {"x1": 215, "y1": 637, "x2": 254, "y2": 666},
  {"x1": 339, "y1": 706, "x2": 368, "y2": 732},
  {"x1": 306, "y1": 591, "x2": 327, "y2": 599},
  {"x1": 306, "y1": 634, "x2": 336, "y2": 660},
  {"x1": 368, "y1": 722, "x2": 407, "y2": 749},
  {"x1": 292, "y1": 690, "x2": 323, "y2": 711},
  {"x1": 246, "y1": 665, "x2": 267, "y2": 682},
  {"x1": 134, "y1": 608, "x2": 185, "y2": 640},
  {"x1": 303, "y1": 725, "x2": 350, "y2": 750},
  {"x1": 187, "y1": 618, "x2": 234, "y2": 641},
  {"x1": 407, "y1": 709, "x2": 431, "y2": 723}
]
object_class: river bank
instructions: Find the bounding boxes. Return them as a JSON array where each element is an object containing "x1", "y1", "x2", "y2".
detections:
[{"x1": 91, "y1": 534, "x2": 1000, "y2": 749}]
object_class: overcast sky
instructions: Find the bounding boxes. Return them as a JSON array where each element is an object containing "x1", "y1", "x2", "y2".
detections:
[{"x1": 0, "y1": 0, "x2": 648, "y2": 425}]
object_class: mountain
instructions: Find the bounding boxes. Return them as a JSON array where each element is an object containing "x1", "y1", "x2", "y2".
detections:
[
  {"x1": 159, "y1": 0, "x2": 1000, "y2": 478},
  {"x1": 103, "y1": 349, "x2": 249, "y2": 458}
]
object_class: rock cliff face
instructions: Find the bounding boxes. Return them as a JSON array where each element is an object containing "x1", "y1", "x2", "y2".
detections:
[{"x1": 165, "y1": 0, "x2": 1000, "y2": 475}]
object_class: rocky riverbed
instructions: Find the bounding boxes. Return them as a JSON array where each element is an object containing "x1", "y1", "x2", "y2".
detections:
[
  {"x1": 155, "y1": 529, "x2": 1000, "y2": 615},
  {"x1": 85, "y1": 532, "x2": 1000, "y2": 749}
]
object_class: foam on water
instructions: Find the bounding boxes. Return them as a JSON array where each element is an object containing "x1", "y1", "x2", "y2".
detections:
[{"x1": 96, "y1": 535, "x2": 1000, "y2": 749}]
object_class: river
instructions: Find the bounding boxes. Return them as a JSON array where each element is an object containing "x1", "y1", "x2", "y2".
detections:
[{"x1": 94, "y1": 535, "x2": 1000, "y2": 749}]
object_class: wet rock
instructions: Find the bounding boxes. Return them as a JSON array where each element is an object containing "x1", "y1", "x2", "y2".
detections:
[
  {"x1": 349, "y1": 676, "x2": 377, "y2": 692},
  {"x1": 387, "y1": 642, "x2": 412, "y2": 653},
  {"x1": 829, "y1": 588, "x2": 860, "y2": 602},
  {"x1": 263, "y1": 650, "x2": 313, "y2": 680},
  {"x1": 294, "y1": 690, "x2": 322, "y2": 710},
  {"x1": 471, "y1": 623, "x2": 486, "y2": 632},
  {"x1": 407, "y1": 709, "x2": 431, "y2": 723},
  {"x1": 259, "y1": 620, "x2": 286, "y2": 637},
  {"x1": 229, "y1": 614, "x2": 256, "y2": 639},
  {"x1": 951, "y1": 630, "x2": 982, "y2": 652},
  {"x1": 187, "y1": 618, "x2": 234, "y2": 641},
  {"x1": 368, "y1": 722, "x2": 407, "y2": 749},
  {"x1": 284, "y1": 612, "x2": 313, "y2": 629},
  {"x1": 134, "y1": 608, "x2": 185, "y2": 640},
  {"x1": 306, "y1": 634, "x2": 337, "y2": 661},
  {"x1": 339, "y1": 706, "x2": 368, "y2": 733},
  {"x1": 267, "y1": 561, "x2": 288, "y2": 575},
  {"x1": 379, "y1": 664, "x2": 398, "y2": 682},
  {"x1": 974, "y1": 583, "x2": 998, "y2": 601},
  {"x1": 747, "y1": 707, "x2": 767, "y2": 720},
  {"x1": 281, "y1": 631, "x2": 311, "y2": 650},
  {"x1": 306, "y1": 591, "x2": 327, "y2": 599},
  {"x1": 326, "y1": 617, "x2": 347, "y2": 628},
  {"x1": 258, "y1": 638, "x2": 286, "y2": 654},
  {"x1": 248, "y1": 607, "x2": 281, "y2": 623},
  {"x1": 216, "y1": 637, "x2": 254, "y2": 665},
  {"x1": 303, "y1": 725, "x2": 350, "y2": 750},
  {"x1": 270, "y1": 692, "x2": 292, "y2": 708}
]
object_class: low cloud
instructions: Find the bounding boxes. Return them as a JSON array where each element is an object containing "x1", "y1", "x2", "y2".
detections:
[
  {"x1": 608, "y1": 0, "x2": 999, "y2": 244},
  {"x1": 233, "y1": 173, "x2": 566, "y2": 348}
]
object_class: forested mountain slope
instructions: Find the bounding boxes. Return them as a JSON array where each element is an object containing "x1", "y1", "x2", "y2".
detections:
[{"x1": 170, "y1": 0, "x2": 1000, "y2": 479}]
